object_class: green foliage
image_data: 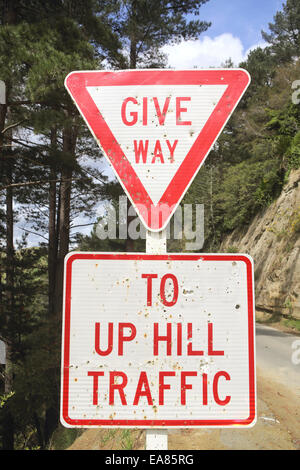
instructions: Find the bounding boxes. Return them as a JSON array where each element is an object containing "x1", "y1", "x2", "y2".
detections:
[
  {"x1": 286, "y1": 131, "x2": 300, "y2": 170},
  {"x1": 112, "y1": 0, "x2": 211, "y2": 68},
  {"x1": 226, "y1": 246, "x2": 239, "y2": 253},
  {"x1": 220, "y1": 158, "x2": 282, "y2": 230},
  {"x1": 185, "y1": 14, "x2": 300, "y2": 250},
  {"x1": 0, "y1": 391, "x2": 15, "y2": 409},
  {"x1": 120, "y1": 429, "x2": 135, "y2": 450},
  {"x1": 262, "y1": 0, "x2": 300, "y2": 63},
  {"x1": 283, "y1": 318, "x2": 300, "y2": 332},
  {"x1": 265, "y1": 102, "x2": 300, "y2": 171},
  {"x1": 239, "y1": 47, "x2": 275, "y2": 104},
  {"x1": 0, "y1": 247, "x2": 49, "y2": 450},
  {"x1": 288, "y1": 208, "x2": 300, "y2": 235},
  {"x1": 50, "y1": 425, "x2": 83, "y2": 450}
]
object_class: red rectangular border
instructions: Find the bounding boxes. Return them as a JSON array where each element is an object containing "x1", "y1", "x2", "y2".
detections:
[
  {"x1": 61, "y1": 253, "x2": 256, "y2": 427},
  {"x1": 65, "y1": 70, "x2": 251, "y2": 231}
]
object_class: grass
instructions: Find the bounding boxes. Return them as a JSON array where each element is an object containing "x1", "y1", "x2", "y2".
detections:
[
  {"x1": 50, "y1": 425, "x2": 84, "y2": 450},
  {"x1": 283, "y1": 318, "x2": 300, "y2": 332},
  {"x1": 49, "y1": 426, "x2": 143, "y2": 450},
  {"x1": 100, "y1": 429, "x2": 118, "y2": 446},
  {"x1": 120, "y1": 430, "x2": 135, "y2": 450},
  {"x1": 256, "y1": 310, "x2": 300, "y2": 333}
]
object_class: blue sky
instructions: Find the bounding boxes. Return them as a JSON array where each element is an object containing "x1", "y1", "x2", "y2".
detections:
[
  {"x1": 200, "y1": 0, "x2": 283, "y2": 50},
  {"x1": 163, "y1": 0, "x2": 284, "y2": 68}
]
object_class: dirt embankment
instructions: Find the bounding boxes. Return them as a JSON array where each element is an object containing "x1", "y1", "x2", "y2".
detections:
[{"x1": 221, "y1": 169, "x2": 300, "y2": 321}]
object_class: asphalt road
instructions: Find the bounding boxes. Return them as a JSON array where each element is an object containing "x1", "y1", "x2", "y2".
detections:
[{"x1": 255, "y1": 323, "x2": 300, "y2": 394}]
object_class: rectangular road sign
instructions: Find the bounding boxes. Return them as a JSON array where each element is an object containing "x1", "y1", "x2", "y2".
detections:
[{"x1": 60, "y1": 253, "x2": 256, "y2": 428}]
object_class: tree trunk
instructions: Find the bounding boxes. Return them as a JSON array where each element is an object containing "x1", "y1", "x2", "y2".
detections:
[
  {"x1": 43, "y1": 129, "x2": 59, "y2": 448},
  {"x1": 3, "y1": 140, "x2": 15, "y2": 450},
  {"x1": 129, "y1": 0, "x2": 138, "y2": 69},
  {"x1": 130, "y1": 38, "x2": 137, "y2": 69},
  {"x1": 48, "y1": 128, "x2": 58, "y2": 318},
  {"x1": 44, "y1": 120, "x2": 77, "y2": 445},
  {"x1": 53, "y1": 123, "x2": 76, "y2": 319},
  {"x1": 5, "y1": 163, "x2": 14, "y2": 395}
]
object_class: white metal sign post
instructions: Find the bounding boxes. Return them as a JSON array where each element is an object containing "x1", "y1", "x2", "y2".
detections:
[
  {"x1": 61, "y1": 68, "x2": 256, "y2": 450},
  {"x1": 146, "y1": 229, "x2": 168, "y2": 450}
]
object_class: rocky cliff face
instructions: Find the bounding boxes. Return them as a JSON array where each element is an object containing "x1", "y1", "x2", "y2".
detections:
[{"x1": 220, "y1": 169, "x2": 300, "y2": 319}]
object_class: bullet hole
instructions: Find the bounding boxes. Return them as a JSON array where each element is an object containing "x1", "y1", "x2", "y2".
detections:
[{"x1": 235, "y1": 304, "x2": 240, "y2": 309}]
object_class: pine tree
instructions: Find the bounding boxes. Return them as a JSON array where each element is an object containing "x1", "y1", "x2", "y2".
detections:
[
  {"x1": 262, "y1": 0, "x2": 300, "y2": 63},
  {"x1": 111, "y1": 0, "x2": 211, "y2": 68},
  {"x1": 0, "y1": 0, "x2": 123, "y2": 448}
]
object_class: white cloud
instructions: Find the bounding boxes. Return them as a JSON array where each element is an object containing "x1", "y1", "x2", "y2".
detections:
[{"x1": 162, "y1": 33, "x2": 267, "y2": 69}]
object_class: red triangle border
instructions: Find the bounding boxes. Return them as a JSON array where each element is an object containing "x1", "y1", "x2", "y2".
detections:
[{"x1": 65, "y1": 69, "x2": 250, "y2": 231}]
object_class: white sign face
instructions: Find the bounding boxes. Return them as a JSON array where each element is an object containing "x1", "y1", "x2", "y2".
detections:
[
  {"x1": 87, "y1": 84, "x2": 227, "y2": 206},
  {"x1": 61, "y1": 253, "x2": 256, "y2": 428}
]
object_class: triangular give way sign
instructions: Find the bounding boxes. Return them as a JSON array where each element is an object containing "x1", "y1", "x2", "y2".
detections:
[{"x1": 65, "y1": 69, "x2": 250, "y2": 231}]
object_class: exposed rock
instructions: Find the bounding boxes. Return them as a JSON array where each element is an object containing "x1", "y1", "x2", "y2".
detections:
[{"x1": 221, "y1": 169, "x2": 300, "y2": 319}]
